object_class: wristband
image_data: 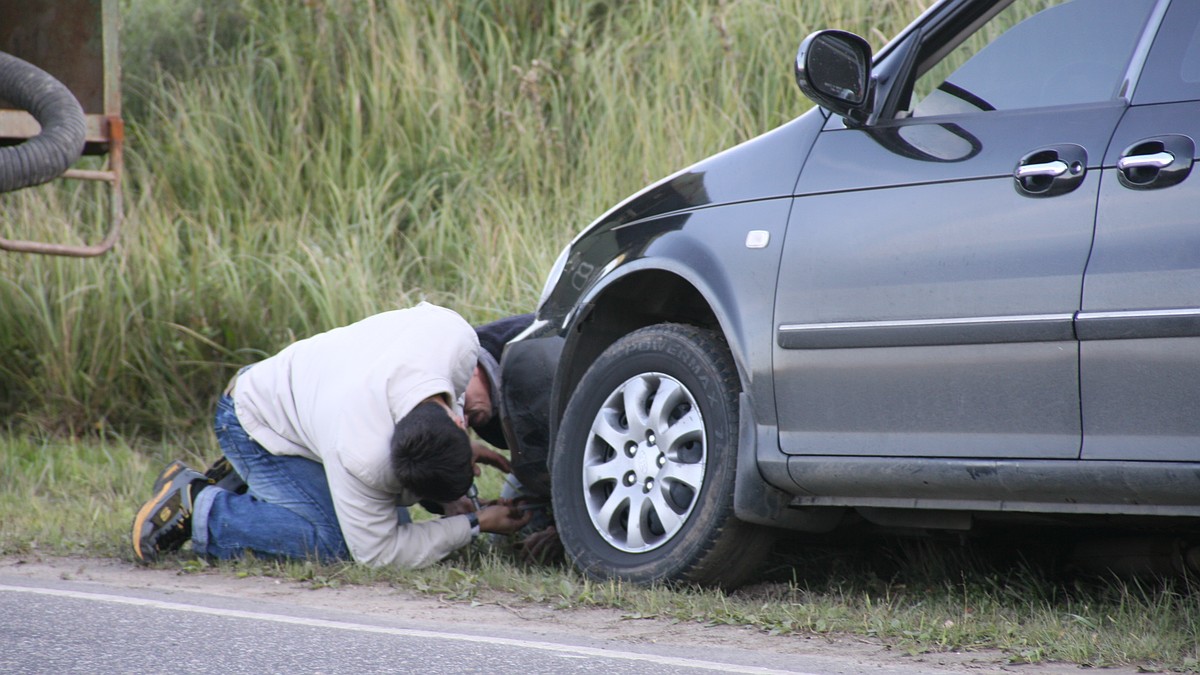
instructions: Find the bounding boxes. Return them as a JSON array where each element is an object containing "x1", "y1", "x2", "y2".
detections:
[{"x1": 465, "y1": 512, "x2": 480, "y2": 538}]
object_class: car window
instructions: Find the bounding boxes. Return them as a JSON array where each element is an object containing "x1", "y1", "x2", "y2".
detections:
[
  {"x1": 909, "y1": 0, "x2": 1157, "y2": 117},
  {"x1": 1133, "y1": 0, "x2": 1200, "y2": 105}
]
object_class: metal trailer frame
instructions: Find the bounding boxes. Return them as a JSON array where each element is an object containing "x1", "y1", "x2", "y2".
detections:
[{"x1": 0, "y1": 0, "x2": 122, "y2": 257}]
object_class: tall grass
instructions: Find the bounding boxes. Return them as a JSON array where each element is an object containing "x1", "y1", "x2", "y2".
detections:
[{"x1": 0, "y1": 0, "x2": 927, "y2": 436}]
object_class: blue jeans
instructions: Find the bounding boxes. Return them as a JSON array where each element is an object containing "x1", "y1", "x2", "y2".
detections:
[{"x1": 192, "y1": 393, "x2": 374, "y2": 561}]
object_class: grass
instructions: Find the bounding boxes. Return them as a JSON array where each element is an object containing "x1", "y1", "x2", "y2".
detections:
[
  {"x1": 2, "y1": 0, "x2": 1200, "y2": 670},
  {"x1": 3, "y1": 431, "x2": 1199, "y2": 671}
]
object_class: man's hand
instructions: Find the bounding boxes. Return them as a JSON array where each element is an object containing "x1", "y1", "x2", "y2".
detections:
[
  {"x1": 517, "y1": 525, "x2": 562, "y2": 565},
  {"x1": 439, "y1": 496, "x2": 475, "y2": 517},
  {"x1": 476, "y1": 500, "x2": 532, "y2": 534},
  {"x1": 470, "y1": 441, "x2": 511, "y2": 476}
]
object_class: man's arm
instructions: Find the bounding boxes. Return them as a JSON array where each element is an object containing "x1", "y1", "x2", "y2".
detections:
[
  {"x1": 470, "y1": 441, "x2": 511, "y2": 475},
  {"x1": 325, "y1": 454, "x2": 473, "y2": 568}
]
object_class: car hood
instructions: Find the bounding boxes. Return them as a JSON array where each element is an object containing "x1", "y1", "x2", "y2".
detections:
[{"x1": 571, "y1": 107, "x2": 825, "y2": 241}]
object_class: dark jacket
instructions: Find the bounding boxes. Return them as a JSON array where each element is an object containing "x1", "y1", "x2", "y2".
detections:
[{"x1": 472, "y1": 313, "x2": 534, "y2": 449}]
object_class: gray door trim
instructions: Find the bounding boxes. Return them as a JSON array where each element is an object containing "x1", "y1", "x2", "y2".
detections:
[
  {"x1": 777, "y1": 313, "x2": 1074, "y2": 349},
  {"x1": 778, "y1": 309, "x2": 1200, "y2": 349},
  {"x1": 1075, "y1": 308, "x2": 1200, "y2": 341}
]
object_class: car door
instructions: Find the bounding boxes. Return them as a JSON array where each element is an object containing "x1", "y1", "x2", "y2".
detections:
[
  {"x1": 772, "y1": 0, "x2": 1160, "y2": 459},
  {"x1": 1080, "y1": 0, "x2": 1200, "y2": 461}
]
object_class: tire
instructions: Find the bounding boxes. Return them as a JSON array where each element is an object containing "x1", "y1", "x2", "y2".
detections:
[
  {"x1": 552, "y1": 323, "x2": 772, "y2": 588},
  {"x1": 0, "y1": 51, "x2": 86, "y2": 194}
]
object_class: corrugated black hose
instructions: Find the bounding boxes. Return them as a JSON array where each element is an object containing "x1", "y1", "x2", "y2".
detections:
[{"x1": 0, "y1": 51, "x2": 86, "y2": 194}]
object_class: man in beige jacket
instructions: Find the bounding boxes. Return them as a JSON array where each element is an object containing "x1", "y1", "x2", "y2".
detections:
[{"x1": 133, "y1": 302, "x2": 530, "y2": 566}]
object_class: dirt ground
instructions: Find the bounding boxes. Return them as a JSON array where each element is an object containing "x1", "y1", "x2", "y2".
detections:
[{"x1": 0, "y1": 554, "x2": 1149, "y2": 675}]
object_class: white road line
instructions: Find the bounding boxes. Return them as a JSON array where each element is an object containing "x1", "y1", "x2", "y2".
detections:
[{"x1": 0, "y1": 584, "x2": 809, "y2": 674}]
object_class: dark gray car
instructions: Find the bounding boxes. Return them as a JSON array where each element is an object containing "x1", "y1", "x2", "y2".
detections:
[{"x1": 499, "y1": 0, "x2": 1200, "y2": 587}]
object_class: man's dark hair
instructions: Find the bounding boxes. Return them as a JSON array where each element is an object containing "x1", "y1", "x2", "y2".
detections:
[{"x1": 390, "y1": 400, "x2": 473, "y2": 503}]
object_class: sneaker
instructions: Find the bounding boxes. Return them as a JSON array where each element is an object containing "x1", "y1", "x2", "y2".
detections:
[
  {"x1": 153, "y1": 458, "x2": 245, "y2": 495},
  {"x1": 150, "y1": 459, "x2": 189, "y2": 494},
  {"x1": 132, "y1": 462, "x2": 207, "y2": 564},
  {"x1": 204, "y1": 456, "x2": 247, "y2": 494}
]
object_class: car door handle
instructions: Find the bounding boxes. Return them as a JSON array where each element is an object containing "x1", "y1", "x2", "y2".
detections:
[
  {"x1": 1015, "y1": 160, "x2": 1069, "y2": 179},
  {"x1": 1116, "y1": 135, "x2": 1194, "y2": 190},
  {"x1": 1014, "y1": 144, "x2": 1086, "y2": 197},
  {"x1": 1117, "y1": 151, "x2": 1174, "y2": 171}
]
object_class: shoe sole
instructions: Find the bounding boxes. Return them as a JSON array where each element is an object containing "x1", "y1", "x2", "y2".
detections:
[
  {"x1": 132, "y1": 463, "x2": 200, "y2": 564},
  {"x1": 131, "y1": 478, "x2": 177, "y2": 564}
]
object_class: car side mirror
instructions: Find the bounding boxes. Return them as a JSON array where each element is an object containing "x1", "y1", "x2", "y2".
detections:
[{"x1": 795, "y1": 30, "x2": 873, "y2": 125}]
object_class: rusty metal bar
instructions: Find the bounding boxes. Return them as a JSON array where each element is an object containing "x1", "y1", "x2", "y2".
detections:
[
  {"x1": 63, "y1": 168, "x2": 117, "y2": 182},
  {"x1": 0, "y1": 116, "x2": 123, "y2": 257}
]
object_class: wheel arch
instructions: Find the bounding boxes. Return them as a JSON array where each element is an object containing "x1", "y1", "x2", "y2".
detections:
[{"x1": 550, "y1": 262, "x2": 749, "y2": 442}]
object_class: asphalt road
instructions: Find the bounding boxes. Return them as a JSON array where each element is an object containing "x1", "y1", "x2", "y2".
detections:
[
  {"x1": 0, "y1": 558, "x2": 1107, "y2": 675},
  {"x1": 2, "y1": 582, "x2": 762, "y2": 673}
]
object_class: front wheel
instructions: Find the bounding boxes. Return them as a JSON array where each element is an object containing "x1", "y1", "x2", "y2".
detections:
[{"x1": 552, "y1": 323, "x2": 772, "y2": 587}]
